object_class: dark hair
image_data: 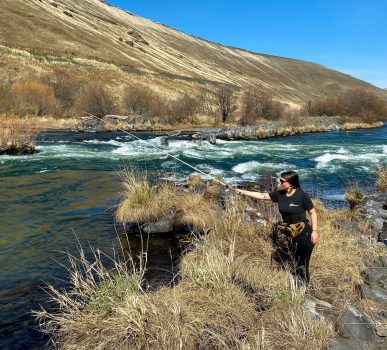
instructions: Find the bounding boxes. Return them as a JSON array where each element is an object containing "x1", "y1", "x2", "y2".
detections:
[{"x1": 281, "y1": 171, "x2": 300, "y2": 188}]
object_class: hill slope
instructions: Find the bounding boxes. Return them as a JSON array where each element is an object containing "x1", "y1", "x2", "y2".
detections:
[{"x1": 0, "y1": 0, "x2": 386, "y2": 105}]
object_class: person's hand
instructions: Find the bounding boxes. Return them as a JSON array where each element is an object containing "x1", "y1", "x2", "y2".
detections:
[
  {"x1": 311, "y1": 231, "x2": 319, "y2": 245},
  {"x1": 232, "y1": 188, "x2": 243, "y2": 195}
]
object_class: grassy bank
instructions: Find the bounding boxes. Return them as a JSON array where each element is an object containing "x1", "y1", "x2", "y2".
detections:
[
  {"x1": 0, "y1": 115, "x2": 38, "y2": 154},
  {"x1": 35, "y1": 172, "x2": 384, "y2": 349}
]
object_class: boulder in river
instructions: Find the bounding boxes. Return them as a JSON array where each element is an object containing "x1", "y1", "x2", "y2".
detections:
[{"x1": 141, "y1": 214, "x2": 175, "y2": 234}]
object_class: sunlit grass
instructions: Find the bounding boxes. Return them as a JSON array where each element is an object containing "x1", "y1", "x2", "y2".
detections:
[{"x1": 36, "y1": 171, "x2": 381, "y2": 349}]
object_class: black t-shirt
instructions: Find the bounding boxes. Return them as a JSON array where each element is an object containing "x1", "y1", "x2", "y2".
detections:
[{"x1": 269, "y1": 188, "x2": 314, "y2": 224}]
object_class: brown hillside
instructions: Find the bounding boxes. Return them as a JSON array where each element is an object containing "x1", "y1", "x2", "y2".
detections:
[{"x1": 0, "y1": 0, "x2": 386, "y2": 106}]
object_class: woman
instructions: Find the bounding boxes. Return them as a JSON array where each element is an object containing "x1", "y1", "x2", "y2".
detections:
[{"x1": 234, "y1": 171, "x2": 319, "y2": 285}]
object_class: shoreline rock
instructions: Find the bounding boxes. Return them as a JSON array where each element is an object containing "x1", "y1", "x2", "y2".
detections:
[{"x1": 0, "y1": 144, "x2": 36, "y2": 155}]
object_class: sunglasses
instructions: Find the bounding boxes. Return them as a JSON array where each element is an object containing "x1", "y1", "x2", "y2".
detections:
[{"x1": 279, "y1": 179, "x2": 288, "y2": 184}]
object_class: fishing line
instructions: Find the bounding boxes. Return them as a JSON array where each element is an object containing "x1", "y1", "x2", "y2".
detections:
[{"x1": 85, "y1": 113, "x2": 231, "y2": 189}]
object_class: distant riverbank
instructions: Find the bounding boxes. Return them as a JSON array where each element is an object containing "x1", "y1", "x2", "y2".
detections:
[{"x1": 76, "y1": 115, "x2": 384, "y2": 140}]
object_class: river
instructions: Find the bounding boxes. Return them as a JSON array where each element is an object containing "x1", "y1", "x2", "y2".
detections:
[{"x1": 0, "y1": 125, "x2": 386, "y2": 349}]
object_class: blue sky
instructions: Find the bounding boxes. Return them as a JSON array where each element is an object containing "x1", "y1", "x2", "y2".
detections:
[{"x1": 109, "y1": 1, "x2": 387, "y2": 88}]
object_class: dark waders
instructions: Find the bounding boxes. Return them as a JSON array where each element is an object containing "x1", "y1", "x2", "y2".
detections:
[{"x1": 272, "y1": 224, "x2": 314, "y2": 285}]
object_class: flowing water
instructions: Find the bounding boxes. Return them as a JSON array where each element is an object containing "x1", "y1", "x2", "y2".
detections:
[{"x1": 0, "y1": 125, "x2": 386, "y2": 349}]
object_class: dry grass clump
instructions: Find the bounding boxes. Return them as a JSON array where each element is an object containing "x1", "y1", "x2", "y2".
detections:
[
  {"x1": 116, "y1": 170, "x2": 177, "y2": 224},
  {"x1": 37, "y1": 176, "x2": 381, "y2": 349},
  {"x1": 311, "y1": 203, "x2": 370, "y2": 305},
  {"x1": 0, "y1": 114, "x2": 38, "y2": 153},
  {"x1": 175, "y1": 191, "x2": 220, "y2": 233},
  {"x1": 376, "y1": 167, "x2": 387, "y2": 193}
]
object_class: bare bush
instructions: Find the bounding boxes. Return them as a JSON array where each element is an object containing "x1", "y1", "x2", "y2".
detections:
[
  {"x1": 73, "y1": 84, "x2": 115, "y2": 118},
  {"x1": 11, "y1": 80, "x2": 59, "y2": 116},
  {"x1": 339, "y1": 88, "x2": 386, "y2": 122},
  {"x1": 214, "y1": 85, "x2": 236, "y2": 123},
  {"x1": 48, "y1": 69, "x2": 80, "y2": 115},
  {"x1": 168, "y1": 93, "x2": 202, "y2": 123},
  {"x1": 0, "y1": 81, "x2": 12, "y2": 113},
  {"x1": 122, "y1": 85, "x2": 163, "y2": 116},
  {"x1": 304, "y1": 89, "x2": 386, "y2": 122},
  {"x1": 305, "y1": 97, "x2": 338, "y2": 117},
  {"x1": 240, "y1": 87, "x2": 285, "y2": 124}
]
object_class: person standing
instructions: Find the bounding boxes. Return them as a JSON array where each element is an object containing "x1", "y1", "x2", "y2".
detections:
[{"x1": 233, "y1": 171, "x2": 319, "y2": 285}]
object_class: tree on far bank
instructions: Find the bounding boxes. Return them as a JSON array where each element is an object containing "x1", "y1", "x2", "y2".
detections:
[{"x1": 214, "y1": 85, "x2": 236, "y2": 123}]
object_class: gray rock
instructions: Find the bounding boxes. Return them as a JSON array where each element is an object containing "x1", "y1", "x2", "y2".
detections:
[
  {"x1": 303, "y1": 298, "x2": 324, "y2": 321},
  {"x1": 363, "y1": 198, "x2": 385, "y2": 235},
  {"x1": 308, "y1": 295, "x2": 333, "y2": 309},
  {"x1": 335, "y1": 305, "x2": 375, "y2": 342},
  {"x1": 375, "y1": 194, "x2": 387, "y2": 202},
  {"x1": 364, "y1": 268, "x2": 387, "y2": 285},
  {"x1": 379, "y1": 230, "x2": 387, "y2": 242},
  {"x1": 379, "y1": 256, "x2": 387, "y2": 267},
  {"x1": 360, "y1": 284, "x2": 387, "y2": 303},
  {"x1": 141, "y1": 214, "x2": 175, "y2": 234},
  {"x1": 375, "y1": 323, "x2": 387, "y2": 337},
  {"x1": 329, "y1": 337, "x2": 371, "y2": 350},
  {"x1": 303, "y1": 296, "x2": 333, "y2": 321},
  {"x1": 371, "y1": 286, "x2": 387, "y2": 303}
]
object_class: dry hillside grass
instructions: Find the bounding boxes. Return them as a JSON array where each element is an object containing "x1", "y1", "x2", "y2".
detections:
[
  {"x1": 35, "y1": 173, "x2": 381, "y2": 349},
  {"x1": 1, "y1": 0, "x2": 386, "y2": 107}
]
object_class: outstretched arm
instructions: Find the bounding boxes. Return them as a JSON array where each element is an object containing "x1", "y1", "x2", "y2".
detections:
[
  {"x1": 233, "y1": 188, "x2": 271, "y2": 200},
  {"x1": 309, "y1": 207, "x2": 319, "y2": 245}
]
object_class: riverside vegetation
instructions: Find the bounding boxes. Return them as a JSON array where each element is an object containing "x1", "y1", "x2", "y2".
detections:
[
  {"x1": 0, "y1": 72, "x2": 386, "y2": 154},
  {"x1": 35, "y1": 168, "x2": 387, "y2": 349}
]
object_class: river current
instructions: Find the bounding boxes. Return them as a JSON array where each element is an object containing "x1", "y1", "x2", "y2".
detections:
[{"x1": 0, "y1": 125, "x2": 386, "y2": 349}]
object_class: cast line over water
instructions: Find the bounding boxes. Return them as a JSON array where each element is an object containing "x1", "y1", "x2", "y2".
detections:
[{"x1": 87, "y1": 113, "x2": 233, "y2": 189}]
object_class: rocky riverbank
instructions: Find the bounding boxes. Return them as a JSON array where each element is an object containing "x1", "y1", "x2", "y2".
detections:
[
  {"x1": 193, "y1": 119, "x2": 383, "y2": 142},
  {"x1": 327, "y1": 194, "x2": 387, "y2": 349},
  {"x1": 36, "y1": 170, "x2": 387, "y2": 349},
  {"x1": 77, "y1": 115, "x2": 383, "y2": 142}
]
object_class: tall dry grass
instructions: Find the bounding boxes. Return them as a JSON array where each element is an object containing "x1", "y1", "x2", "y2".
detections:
[
  {"x1": 0, "y1": 114, "x2": 38, "y2": 153},
  {"x1": 36, "y1": 173, "x2": 381, "y2": 349},
  {"x1": 116, "y1": 170, "x2": 177, "y2": 224},
  {"x1": 11, "y1": 80, "x2": 60, "y2": 116},
  {"x1": 376, "y1": 167, "x2": 387, "y2": 193}
]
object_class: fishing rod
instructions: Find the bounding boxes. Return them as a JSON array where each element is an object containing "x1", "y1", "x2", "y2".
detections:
[{"x1": 84, "y1": 113, "x2": 232, "y2": 189}]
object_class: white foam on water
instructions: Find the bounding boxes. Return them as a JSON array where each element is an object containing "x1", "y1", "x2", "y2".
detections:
[
  {"x1": 196, "y1": 164, "x2": 224, "y2": 176},
  {"x1": 232, "y1": 161, "x2": 293, "y2": 174},
  {"x1": 383, "y1": 145, "x2": 387, "y2": 154},
  {"x1": 232, "y1": 161, "x2": 261, "y2": 173},
  {"x1": 168, "y1": 139, "x2": 211, "y2": 149},
  {"x1": 161, "y1": 160, "x2": 178, "y2": 169},
  {"x1": 182, "y1": 149, "x2": 205, "y2": 159},
  {"x1": 38, "y1": 144, "x2": 118, "y2": 160},
  {"x1": 323, "y1": 194, "x2": 346, "y2": 201},
  {"x1": 84, "y1": 139, "x2": 123, "y2": 146},
  {"x1": 216, "y1": 139, "x2": 233, "y2": 144},
  {"x1": 112, "y1": 145, "x2": 165, "y2": 158},
  {"x1": 240, "y1": 173, "x2": 260, "y2": 181},
  {"x1": 314, "y1": 153, "x2": 350, "y2": 165},
  {"x1": 336, "y1": 147, "x2": 348, "y2": 154},
  {"x1": 159, "y1": 174, "x2": 187, "y2": 183}
]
